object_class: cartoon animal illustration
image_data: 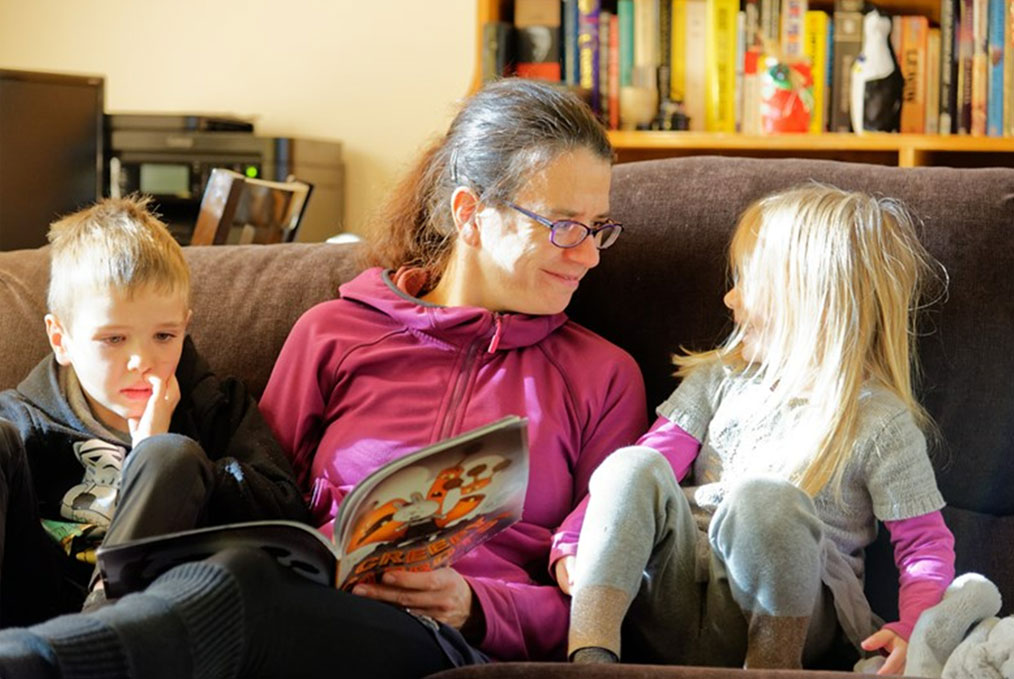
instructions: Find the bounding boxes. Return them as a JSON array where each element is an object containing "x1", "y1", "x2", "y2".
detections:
[
  {"x1": 346, "y1": 453, "x2": 515, "y2": 551},
  {"x1": 60, "y1": 439, "x2": 126, "y2": 527}
]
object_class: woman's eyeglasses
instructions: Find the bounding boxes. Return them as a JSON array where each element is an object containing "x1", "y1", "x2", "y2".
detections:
[{"x1": 506, "y1": 203, "x2": 623, "y2": 250}]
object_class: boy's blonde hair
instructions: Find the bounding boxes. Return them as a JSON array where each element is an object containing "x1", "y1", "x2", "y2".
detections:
[
  {"x1": 677, "y1": 184, "x2": 944, "y2": 498},
  {"x1": 47, "y1": 196, "x2": 190, "y2": 324}
]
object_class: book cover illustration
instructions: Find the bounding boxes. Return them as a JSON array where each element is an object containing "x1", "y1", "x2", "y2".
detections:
[
  {"x1": 334, "y1": 417, "x2": 530, "y2": 590},
  {"x1": 97, "y1": 416, "x2": 529, "y2": 597}
]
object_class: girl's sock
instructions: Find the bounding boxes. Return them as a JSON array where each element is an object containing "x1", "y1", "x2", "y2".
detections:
[{"x1": 571, "y1": 646, "x2": 619, "y2": 664}]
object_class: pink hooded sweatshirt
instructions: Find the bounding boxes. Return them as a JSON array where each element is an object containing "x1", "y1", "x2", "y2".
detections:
[{"x1": 259, "y1": 267, "x2": 647, "y2": 660}]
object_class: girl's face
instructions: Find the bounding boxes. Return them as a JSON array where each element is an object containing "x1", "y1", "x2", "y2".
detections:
[{"x1": 471, "y1": 147, "x2": 612, "y2": 315}]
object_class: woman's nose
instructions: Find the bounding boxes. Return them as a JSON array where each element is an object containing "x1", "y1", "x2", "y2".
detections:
[{"x1": 566, "y1": 235, "x2": 601, "y2": 269}]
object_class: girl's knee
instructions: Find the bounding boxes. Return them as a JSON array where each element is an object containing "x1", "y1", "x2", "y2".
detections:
[
  {"x1": 712, "y1": 477, "x2": 822, "y2": 554},
  {"x1": 590, "y1": 446, "x2": 675, "y2": 496}
]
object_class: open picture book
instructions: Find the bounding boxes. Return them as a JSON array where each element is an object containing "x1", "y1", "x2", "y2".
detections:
[{"x1": 97, "y1": 416, "x2": 530, "y2": 597}]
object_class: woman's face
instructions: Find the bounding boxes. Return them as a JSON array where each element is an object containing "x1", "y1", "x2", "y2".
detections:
[{"x1": 473, "y1": 147, "x2": 612, "y2": 315}]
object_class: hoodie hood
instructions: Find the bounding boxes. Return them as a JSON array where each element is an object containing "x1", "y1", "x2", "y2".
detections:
[{"x1": 338, "y1": 268, "x2": 569, "y2": 352}]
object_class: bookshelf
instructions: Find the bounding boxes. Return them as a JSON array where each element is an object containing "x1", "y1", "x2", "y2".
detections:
[{"x1": 475, "y1": 0, "x2": 1014, "y2": 168}]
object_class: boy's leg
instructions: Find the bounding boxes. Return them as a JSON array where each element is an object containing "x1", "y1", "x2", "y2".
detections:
[
  {"x1": 102, "y1": 434, "x2": 214, "y2": 547},
  {"x1": 569, "y1": 446, "x2": 703, "y2": 663},
  {"x1": 0, "y1": 547, "x2": 457, "y2": 679},
  {"x1": 0, "y1": 419, "x2": 82, "y2": 627},
  {"x1": 708, "y1": 477, "x2": 836, "y2": 669}
]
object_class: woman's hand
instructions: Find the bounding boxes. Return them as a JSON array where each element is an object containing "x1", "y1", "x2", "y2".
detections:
[
  {"x1": 128, "y1": 374, "x2": 180, "y2": 447},
  {"x1": 353, "y1": 567, "x2": 475, "y2": 630},
  {"x1": 555, "y1": 555, "x2": 576, "y2": 595},
  {"x1": 861, "y1": 627, "x2": 908, "y2": 676}
]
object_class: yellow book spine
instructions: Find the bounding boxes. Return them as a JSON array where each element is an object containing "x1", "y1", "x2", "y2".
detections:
[
  {"x1": 671, "y1": 0, "x2": 688, "y2": 102},
  {"x1": 706, "y1": 0, "x2": 738, "y2": 131},
  {"x1": 804, "y1": 10, "x2": 828, "y2": 133}
]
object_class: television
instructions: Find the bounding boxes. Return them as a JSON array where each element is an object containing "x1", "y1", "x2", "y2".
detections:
[{"x1": 0, "y1": 69, "x2": 104, "y2": 251}]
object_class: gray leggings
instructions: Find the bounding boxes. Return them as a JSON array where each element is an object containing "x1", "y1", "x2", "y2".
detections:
[{"x1": 570, "y1": 446, "x2": 840, "y2": 666}]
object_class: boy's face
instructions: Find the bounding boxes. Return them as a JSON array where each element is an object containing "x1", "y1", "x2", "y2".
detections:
[{"x1": 45, "y1": 284, "x2": 190, "y2": 433}]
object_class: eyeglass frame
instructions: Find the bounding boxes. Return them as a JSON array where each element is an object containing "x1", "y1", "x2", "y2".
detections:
[{"x1": 505, "y1": 202, "x2": 623, "y2": 250}]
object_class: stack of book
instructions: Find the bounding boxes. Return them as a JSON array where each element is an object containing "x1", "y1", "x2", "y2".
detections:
[{"x1": 481, "y1": 0, "x2": 1014, "y2": 136}]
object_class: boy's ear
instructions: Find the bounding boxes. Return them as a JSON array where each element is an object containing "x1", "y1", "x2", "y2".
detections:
[
  {"x1": 184, "y1": 308, "x2": 193, "y2": 330},
  {"x1": 451, "y1": 186, "x2": 482, "y2": 248},
  {"x1": 44, "y1": 313, "x2": 73, "y2": 366}
]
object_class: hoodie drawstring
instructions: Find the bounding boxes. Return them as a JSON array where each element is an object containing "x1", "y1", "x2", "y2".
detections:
[{"x1": 487, "y1": 314, "x2": 504, "y2": 353}]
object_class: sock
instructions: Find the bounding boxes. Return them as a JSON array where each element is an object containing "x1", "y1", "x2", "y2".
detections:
[
  {"x1": 568, "y1": 584, "x2": 630, "y2": 660},
  {"x1": 571, "y1": 646, "x2": 619, "y2": 664},
  {"x1": 0, "y1": 628, "x2": 62, "y2": 679},
  {"x1": 743, "y1": 614, "x2": 810, "y2": 670}
]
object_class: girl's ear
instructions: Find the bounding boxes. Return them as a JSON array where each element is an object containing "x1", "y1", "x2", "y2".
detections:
[
  {"x1": 451, "y1": 186, "x2": 482, "y2": 248},
  {"x1": 45, "y1": 313, "x2": 73, "y2": 366}
]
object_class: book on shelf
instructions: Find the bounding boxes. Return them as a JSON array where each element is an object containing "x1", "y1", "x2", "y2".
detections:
[
  {"x1": 579, "y1": 0, "x2": 602, "y2": 110},
  {"x1": 565, "y1": 0, "x2": 581, "y2": 85},
  {"x1": 781, "y1": 0, "x2": 808, "y2": 60},
  {"x1": 515, "y1": 0, "x2": 562, "y2": 80},
  {"x1": 684, "y1": 0, "x2": 707, "y2": 130},
  {"x1": 609, "y1": 11, "x2": 622, "y2": 128},
  {"x1": 707, "y1": 0, "x2": 740, "y2": 131},
  {"x1": 481, "y1": 22, "x2": 515, "y2": 84},
  {"x1": 618, "y1": 0, "x2": 635, "y2": 87},
  {"x1": 1007, "y1": 0, "x2": 1014, "y2": 135},
  {"x1": 987, "y1": 0, "x2": 1006, "y2": 135},
  {"x1": 940, "y1": 0, "x2": 959, "y2": 133},
  {"x1": 900, "y1": 15, "x2": 929, "y2": 133},
  {"x1": 97, "y1": 416, "x2": 530, "y2": 597},
  {"x1": 971, "y1": 0, "x2": 989, "y2": 134},
  {"x1": 671, "y1": 0, "x2": 688, "y2": 103},
  {"x1": 805, "y1": 10, "x2": 831, "y2": 133},
  {"x1": 831, "y1": 0, "x2": 864, "y2": 131},
  {"x1": 927, "y1": 27, "x2": 942, "y2": 133}
]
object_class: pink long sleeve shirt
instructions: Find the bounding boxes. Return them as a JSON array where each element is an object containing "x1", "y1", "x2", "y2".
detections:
[{"x1": 258, "y1": 268, "x2": 647, "y2": 660}]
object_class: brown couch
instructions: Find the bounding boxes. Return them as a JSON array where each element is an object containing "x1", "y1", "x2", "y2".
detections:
[{"x1": 2, "y1": 156, "x2": 1012, "y2": 678}]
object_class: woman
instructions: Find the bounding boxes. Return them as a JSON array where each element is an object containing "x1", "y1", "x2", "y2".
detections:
[{"x1": 0, "y1": 79, "x2": 647, "y2": 678}]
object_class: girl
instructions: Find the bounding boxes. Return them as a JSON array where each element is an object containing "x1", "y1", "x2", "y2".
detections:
[{"x1": 564, "y1": 185, "x2": 955, "y2": 675}]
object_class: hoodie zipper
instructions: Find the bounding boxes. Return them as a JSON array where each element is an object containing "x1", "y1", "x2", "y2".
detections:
[{"x1": 438, "y1": 314, "x2": 501, "y2": 440}]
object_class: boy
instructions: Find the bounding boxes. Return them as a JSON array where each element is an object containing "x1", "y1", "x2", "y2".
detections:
[{"x1": 0, "y1": 196, "x2": 307, "y2": 626}]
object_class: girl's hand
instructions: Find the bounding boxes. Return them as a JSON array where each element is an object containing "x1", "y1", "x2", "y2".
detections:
[
  {"x1": 861, "y1": 627, "x2": 908, "y2": 676},
  {"x1": 128, "y1": 374, "x2": 180, "y2": 446},
  {"x1": 555, "y1": 555, "x2": 576, "y2": 595},
  {"x1": 352, "y1": 568, "x2": 475, "y2": 630}
]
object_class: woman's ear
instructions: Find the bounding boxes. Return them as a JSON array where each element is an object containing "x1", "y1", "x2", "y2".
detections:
[
  {"x1": 451, "y1": 186, "x2": 482, "y2": 248},
  {"x1": 45, "y1": 313, "x2": 73, "y2": 366}
]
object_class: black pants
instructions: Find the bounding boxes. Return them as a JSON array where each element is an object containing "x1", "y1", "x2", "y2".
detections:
[
  {"x1": 0, "y1": 420, "x2": 87, "y2": 627},
  {"x1": 0, "y1": 423, "x2": 213, "y2": 627},
  {"x1": 0, "y1": 547, "x2": 482, "y2": 679}
]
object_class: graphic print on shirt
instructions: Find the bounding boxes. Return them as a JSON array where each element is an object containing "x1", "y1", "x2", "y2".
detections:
[{"x1": 60, "y1": 438, "x2": 127, "y2": 527}]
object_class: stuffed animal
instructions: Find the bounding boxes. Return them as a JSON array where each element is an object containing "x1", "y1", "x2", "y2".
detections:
[{"x1": 898, "y1": 573, "x2": 1014, "y2": 679}]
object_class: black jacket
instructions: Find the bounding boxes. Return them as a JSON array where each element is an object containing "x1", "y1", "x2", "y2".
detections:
[{"x1": 0, "y1": 336, "x2": 308, "y2": 525}]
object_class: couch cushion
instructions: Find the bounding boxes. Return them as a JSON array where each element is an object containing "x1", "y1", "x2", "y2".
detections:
[
  {"x1": 0, "y1": 242, "x2": 362, "y2": 397},
  {"x1": 427, "y1": 662, "x2": 920, "y2": 678},
  {"x1": 568, "y1": 156, "x2": 1014, "y2": 616}
]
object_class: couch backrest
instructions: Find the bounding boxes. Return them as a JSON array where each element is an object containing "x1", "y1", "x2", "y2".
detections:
[
  {"x1": 0, "y1": 242, "x2": 361, "y2": 397},
  {"x1": 567, "y1": 156, "x2": 1014, "y2": 618}
]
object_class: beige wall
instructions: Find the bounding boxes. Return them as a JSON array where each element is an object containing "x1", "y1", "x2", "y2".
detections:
[{"x1": 0, "y1": 0, "x2": 477, "y2": 237}]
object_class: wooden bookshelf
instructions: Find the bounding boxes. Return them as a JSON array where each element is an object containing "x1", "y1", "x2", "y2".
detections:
[{"x1": 475, "y1": 0, "x2": 1014, "y2": 168}]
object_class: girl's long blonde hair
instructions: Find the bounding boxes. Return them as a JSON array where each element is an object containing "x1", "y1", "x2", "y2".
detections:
[{"x1": 677, "y1": 184, "x2": 944, "y2": 498}]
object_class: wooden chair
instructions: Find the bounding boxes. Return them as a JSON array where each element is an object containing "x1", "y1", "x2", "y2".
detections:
[{"x1": 190, "y1": 168, "x2": 313, "y2": 245}]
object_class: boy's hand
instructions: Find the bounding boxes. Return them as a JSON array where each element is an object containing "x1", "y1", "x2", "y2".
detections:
[
  {"x1": 555, "y1": 555, "x2": 575, "y2": 595},
  {"x1": 128, "y1": 374, "x2": 180, "y2": 446},
  {"x1": 861, "y1": 627, "x2": 908, "y2": 676}
]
